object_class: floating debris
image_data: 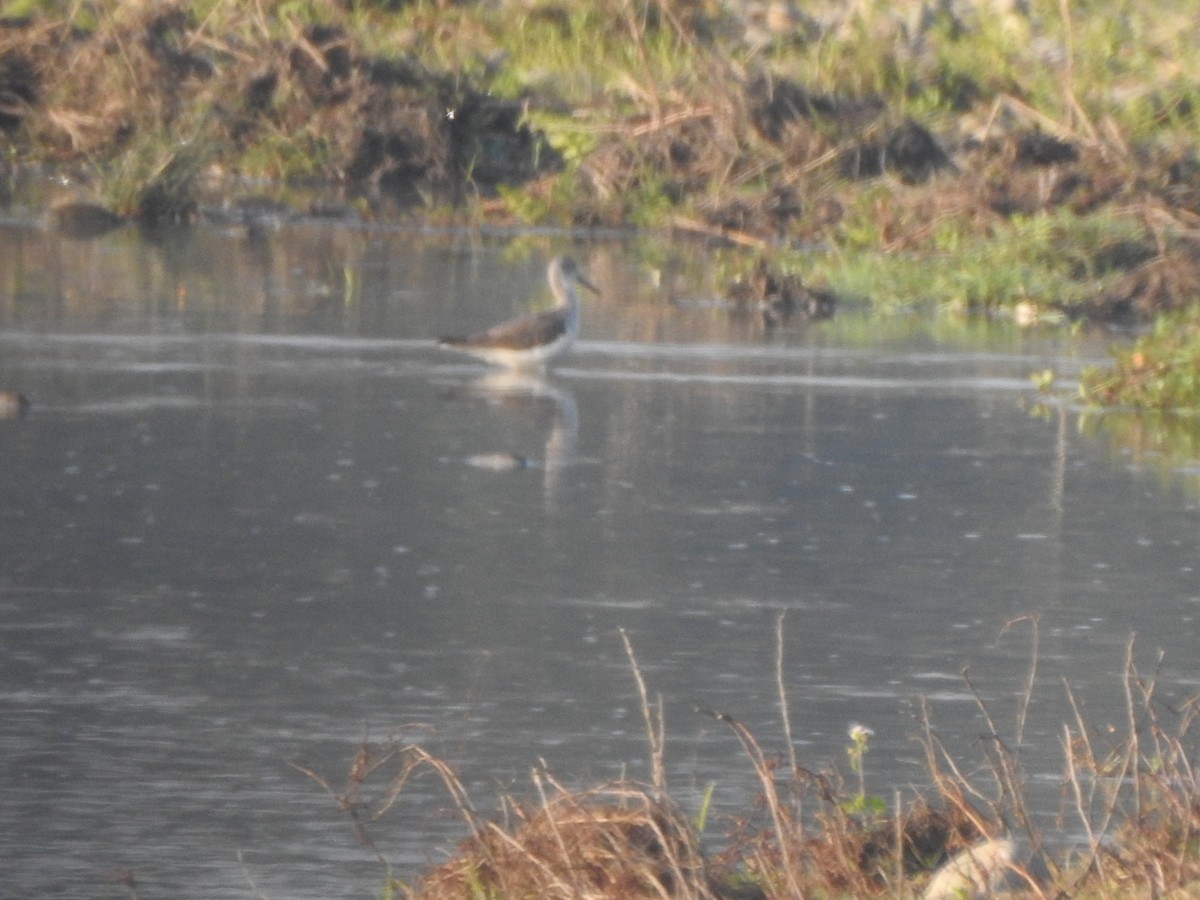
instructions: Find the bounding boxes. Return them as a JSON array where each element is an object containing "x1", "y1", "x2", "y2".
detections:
[
  {"x1": 462, "y1": 452, "x2": 530, "y2": 472},
  {"x1": 726, "y1": 259, "x2": 838, "y2": 327},
  {"x1": 0, "y1": 391, "x2": 31, "y2": 419},
  {"x1": 203, "y1": 194, "x2": 297, "y2": 238}
]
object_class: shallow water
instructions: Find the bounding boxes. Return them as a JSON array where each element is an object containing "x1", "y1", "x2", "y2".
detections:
[{"x1": 1, "y1": 218, "x2": 1199, "y2": 897}]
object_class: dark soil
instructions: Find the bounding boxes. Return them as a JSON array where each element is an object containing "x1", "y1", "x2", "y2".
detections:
[
  {"x1": 4, "y1": 3, "x2": 1200, "y2": 326},
  {"x1": 0, "y1": 7, "x2": 558, "y2": 217}
]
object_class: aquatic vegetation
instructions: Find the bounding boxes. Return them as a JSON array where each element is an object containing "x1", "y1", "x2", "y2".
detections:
[{"x1": 1080, "y1": 307, "x2": 1200, "y2": 409}]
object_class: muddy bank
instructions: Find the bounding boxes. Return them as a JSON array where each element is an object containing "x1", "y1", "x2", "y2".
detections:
[
  {"x1": 4, "y1": 1, "x2": 1200, "y2": 327},
  {"x1": 1, "y1": 4, "x2": 556, "y2": 216}
]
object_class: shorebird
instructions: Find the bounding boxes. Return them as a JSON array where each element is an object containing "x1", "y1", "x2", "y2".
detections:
[{"x1": 438, "y1": 256, "x2": 598, "y2": 369}]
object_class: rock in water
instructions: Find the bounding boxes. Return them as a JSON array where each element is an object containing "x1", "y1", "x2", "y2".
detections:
[
  {"x1": 44, "y1": 201, "x2": 126, "y2": 239},
  {"x1": 921, "y1": 837, "x2": 1016, "y2": 900}
]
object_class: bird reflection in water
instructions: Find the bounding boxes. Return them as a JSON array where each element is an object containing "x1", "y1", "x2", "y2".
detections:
[{"x1": 454, "y1": 369, "x2": 579, "y2": 514}]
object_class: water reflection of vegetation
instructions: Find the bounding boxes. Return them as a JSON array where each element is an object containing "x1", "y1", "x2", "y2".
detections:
[
  {"x1": 1079, "y1": 407, "x2": 1200, "y2": 485},
  {"x1": 1073, "y1": 308, "x2": 1200, "y2": 457}
]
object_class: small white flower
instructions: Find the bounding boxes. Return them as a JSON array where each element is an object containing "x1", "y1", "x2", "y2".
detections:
[{"x1": 848, "y1": 723, "x2": 874, "y2": 741}]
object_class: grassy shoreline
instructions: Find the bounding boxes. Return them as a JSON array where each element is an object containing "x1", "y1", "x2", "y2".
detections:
[
  {"x1": 1, "y1": 4, "x2": 1197, "y2": 293},
  {"x1": 304, "y1": 624, "x2": 1200, "y2": 899},
  {"x1": 6, "y1": 0, "x2": 1200, "y2": 405}
]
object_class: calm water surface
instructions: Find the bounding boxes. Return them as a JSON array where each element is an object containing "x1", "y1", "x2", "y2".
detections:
[{"x1": 1, "y1": 218, "x2": 1198, "y2": 898}]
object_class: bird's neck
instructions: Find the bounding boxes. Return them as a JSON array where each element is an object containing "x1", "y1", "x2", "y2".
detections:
[{"x1": 551, "y1": 277, "x2": 577, "y2": 311}]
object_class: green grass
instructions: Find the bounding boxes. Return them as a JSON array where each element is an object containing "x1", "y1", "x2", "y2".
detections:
[
  {"x1": 8, "y1": 0, "x2": 1200, "y2": 402},
  {"x1": 796, "y1": 207, "x2": 1149, "y2": 318},
  {"x1": 1080, "y1": 307, "x2": 1200, "y2": 409}
]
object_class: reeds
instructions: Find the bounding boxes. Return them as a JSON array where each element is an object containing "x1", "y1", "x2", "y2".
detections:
[
  {"x1": 296, "y1": 616, "x2": 1199, "y2": 899},
  {"x1": 1058, "y1": 637, "x2": 1200, "y2": 896}
]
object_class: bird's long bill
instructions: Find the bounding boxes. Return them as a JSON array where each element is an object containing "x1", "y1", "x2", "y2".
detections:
[{"x1": 578, "y1": 273, "x2": 600, "y2": 295}]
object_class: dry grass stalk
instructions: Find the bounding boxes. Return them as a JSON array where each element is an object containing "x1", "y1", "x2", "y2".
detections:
[
  {"x1": 410, "y1": 781, "x2": 714, "y2": 900},
  {"x1": 1058, "y1": 636, "x2": 1200, "y2": 897},
  {"x1": 774, "y1": 612, "x2": 799, "y2": 779},
  {"x1": 621, "y1": 628, "x2": 668, "y2": 797},
  {"x1": 291, "y1": 725, "x2": 485, "y2": 870},
  {"x1": 293, "y1": 627, "x2": 1200, "y2": 899},
  {"x1": 700, "y1": 704, "x2": 807, "y2": 898}
]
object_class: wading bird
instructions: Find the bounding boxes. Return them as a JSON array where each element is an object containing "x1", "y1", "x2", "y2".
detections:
[{"x1": 438, "y1": 256, "x2": 598, "y2": 369}]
